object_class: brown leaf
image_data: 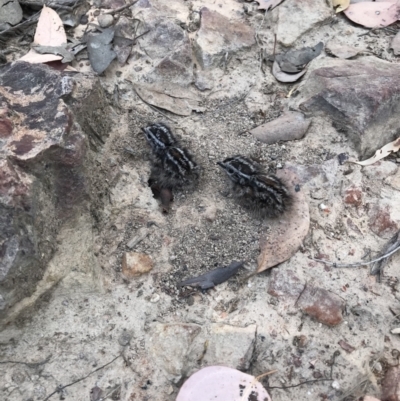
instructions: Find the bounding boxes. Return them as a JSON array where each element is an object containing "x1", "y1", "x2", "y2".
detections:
[
  {"x1": 344, "y1": 2, "x2": 400, "y2": 28},
  {"x1": 348, "y1": 137, "x2": 400, "y2": 166},
  {"x1": 257, "y1": 168, "x2": 310, "y2": 273},
  {"x1": 256, "y1": 0, "x2": 285, "y2": 11},
  {"x1": 134, "y1": 83, "x2": 202, "y2": 116}
]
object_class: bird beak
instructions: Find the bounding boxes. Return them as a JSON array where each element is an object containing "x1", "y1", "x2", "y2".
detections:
[{"x1": 216, "y1": 161, "x2": 224, "y2": 168}]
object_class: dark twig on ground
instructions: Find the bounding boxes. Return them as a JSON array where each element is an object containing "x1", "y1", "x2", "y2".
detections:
[
  {"x1": 370, "y1": 230, "x2": 400, "y2": 282},
  {"x1": 0, "y1": 354, "x2": 52, "y2": 368},
  {"x1": 42, "y1": 354, "x2": 121, "y2": 401},
  {"x1": 266, "y1": 351, "x2": 339, "y2": 390},
  {"x1": 312, "y1": 244, "x2": 400, "y2": 269}
]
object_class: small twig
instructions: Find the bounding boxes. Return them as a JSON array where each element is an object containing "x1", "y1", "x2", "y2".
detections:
[
  {"x1": 266, "y1": 351, "x2": 339, "y2": 390},
  {"x1": 312, "y1": 244, "x2": 400, "y2": 268},
  {"x1": 256, "y1": 370, "x2": 278, "y2": 381},
  {"x1": 103, "y1": 0, "x2": 139, "y2": 14},
  {"x1": 0, "y1": 354, "x2": 52, "y2": 368},
  {"x1": 43, "y1": 354, "x2": 121, "y2": 401},
  {"x1": 273, "y1": 34, "x2": 277, "y2": 59}
]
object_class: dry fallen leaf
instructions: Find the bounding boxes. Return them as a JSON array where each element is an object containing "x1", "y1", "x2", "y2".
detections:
[
  {"x1": 257, "y1": 168, "x2": 310, "y2": 273},
  {"x1": 20, "y1": 6, "x2": 67, "y2": 64},
  {"x1": 134, "y1": 82, "x2": 202, "y2": 116},
  {"x1": 272, "y1": 60, "x2": 307, "y2": 83},
  {"x1": 176, "y1": 366, "x2": 272, "y2": 401},
  {"x1": 256, "y1": 0, "x2": 285, "y2": 10},
  {"x1": 333, "y1": 0, "x2": 350, "y2": 13},
  {"x1": 344, "y1": 2, "x2": 400, "y2": 28},
  {"x1": 348, "y1": 137, "x2": 400, "y2": 166}
]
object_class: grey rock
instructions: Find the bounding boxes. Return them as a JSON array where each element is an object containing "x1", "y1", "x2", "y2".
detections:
[
  {"x1": 194, "y1": 70, "x2": 214, "y2": 91},
  {"x1": 148, "y1": 323, "x2": 202, "y2": 382},
  {"x1": 0, "y1": 62, "x2": 111, "y2": 324},
  {"x1": 194, "y1": 7, "x2": 255, "y2": 69},
  {"x1": 118, "y1": 330, "x2": 133, "y2": 346},
  {"x1": 0, "y1": 0, "x2": 22, "y2": 27},
  {"x1": 138, "y1": 17, "x2": 187, "y2": 60},
  {"x1": 87, "y1": 28, "x2": 117, "y2": 74},
  {"x1": 97, "y1": 14, "x2": 114, "y2": 28},
  {"x1": 298, "y1": 58, "x2": 400, "y2": 157},
  {"x1": 146, "y1": 38, "x2": 194, "y2": 86},
  {"x1": 200, "y1": 324, "x2": 257, "y2": 370}
]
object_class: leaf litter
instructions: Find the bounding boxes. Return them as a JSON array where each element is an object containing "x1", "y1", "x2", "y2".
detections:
[
  {"x1": 348, "y1": 137, "x2": 400, "y2": 165},
  {"x1": 256, "y1": 168, "x2": 310, "y2": 274}
]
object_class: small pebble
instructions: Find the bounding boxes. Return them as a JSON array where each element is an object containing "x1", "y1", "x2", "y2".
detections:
[
  {"x1": 331, "y1": 380, "x2": 340, "y2": 390},
  {"x1": 150, "y1": 294, "x2": 160, "y2": 303},
  {"x1": 97, "y1": 14, "x2": 114, "y2": 28}
]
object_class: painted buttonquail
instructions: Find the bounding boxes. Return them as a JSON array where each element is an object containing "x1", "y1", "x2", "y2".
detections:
[
  {"x1": 217, "y1": 155, "x2": 291, "y2": 218},
  {"x1": 142, "y1": 123, "x2": 200, "y2": 190}
]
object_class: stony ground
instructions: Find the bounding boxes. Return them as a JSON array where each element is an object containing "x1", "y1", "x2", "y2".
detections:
[{"x1": 1, "y1": 0, "x2": 400, "y2": 401}]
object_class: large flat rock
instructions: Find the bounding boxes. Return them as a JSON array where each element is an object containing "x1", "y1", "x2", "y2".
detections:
[
  {"x1": 0, "y1": 62, "x2": 110, "y2": 323},
  {"x1": 274, "y1": 0, "x2": 332, "y2": 46},
  {"x1": 297, "y1": 57, "x2": 400, "y2": 157},
  {"x1": 194, "y1": 7, "x2": 255, "y2": 69}
]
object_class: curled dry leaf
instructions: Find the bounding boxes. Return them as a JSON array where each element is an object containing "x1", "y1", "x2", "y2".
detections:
[
  {"x1": 348, "y1": 137, "x2": 400, "y2": 166},
  {"x1": 176, "y1": 366, "x2": 272, "y2": 401},
  {"x1": 333, "y1": 0, "x2": 350, "y2": 12},
  {"x1": 272, "y1": 60, "x2": 307, "y2": 83},
  {"x1": 256, "y1": 0, "x2": 285, "y2": 11},
  {"x1": 257, "y1": 168, "x2": 310, "y2": 273},
  {"x1": 20, "y1": 6, "x2": 67, "y2": 64},
  {"x1": 344, "y1": 2, "x2": 400, "y2": 28}
]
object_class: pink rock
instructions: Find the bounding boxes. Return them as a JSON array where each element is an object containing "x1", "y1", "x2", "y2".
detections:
[
  {"x1": 343, "y1": 186, "x2": 363, "y2": 207},
  {"x1": 368, "y1": 204, "x2": 399, "y2": 239},
  {"x1": 296, "y1": 285, "x2": 344, "y2": 326},
  {"x1": 299, "y1": 58, "x2": 400, "y2": 157},
  {"x1": 268, "y1": 268, "x2": 305, "y2": 299}
]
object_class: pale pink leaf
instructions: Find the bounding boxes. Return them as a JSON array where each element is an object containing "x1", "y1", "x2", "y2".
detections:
[
  {"x1": 176, "y1": 366, "x2": 272, "y2": 401},
  {"x1": 348, "y1": 137, "x2": 400, "y2": 166},
  {"x1": 19, "y1": 6, "x2": 66, "y2": 64},
  {"x1": 33, "y1": 5, "x2": 66, "y2": 46},
  {"x1": 344, "y1": 2, "x2": 400, "y2": 28}
]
